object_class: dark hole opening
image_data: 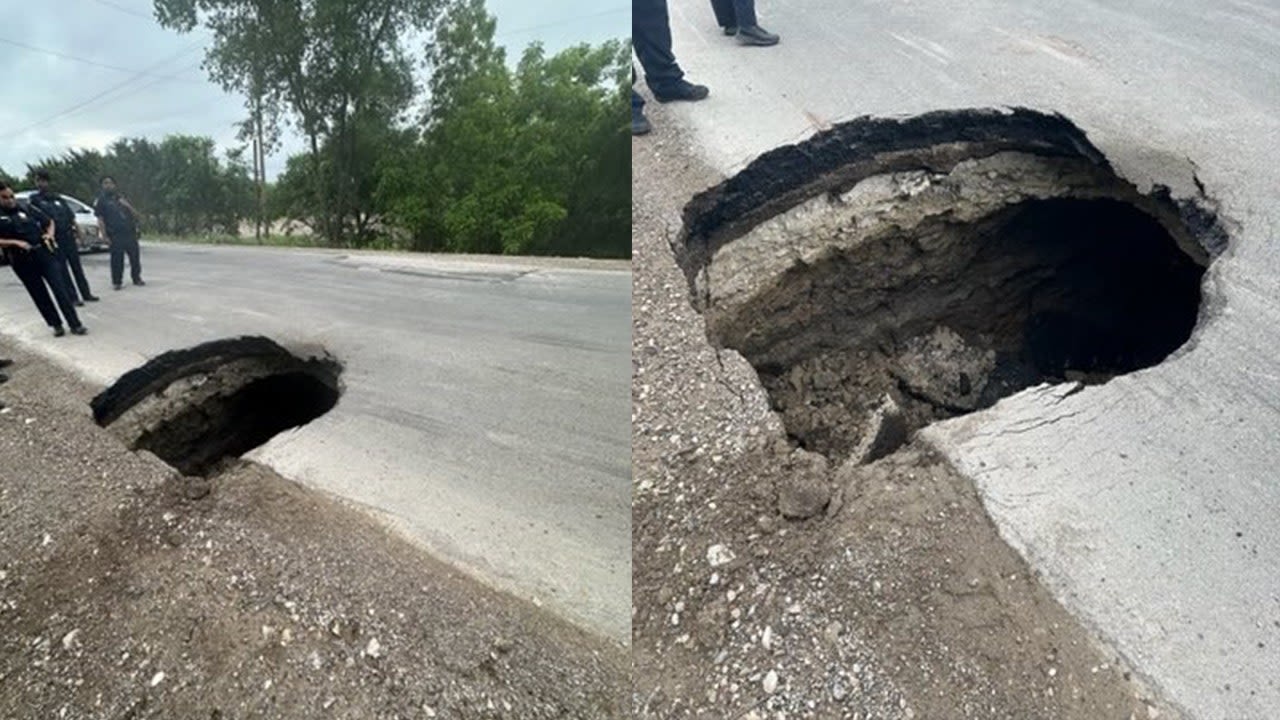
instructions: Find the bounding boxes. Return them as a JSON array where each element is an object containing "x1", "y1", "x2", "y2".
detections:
[
  {"x1": 750, "y1": 196, "x2": 1208, "y2": 461},
  {"x1": 957, "y1": 196, "x2": 1204, "y2": 386},
  {"x1": 92, "y1": 336, "x2": 343, "y2": 478},
  {"x1": 135, "y1": 370, "x2": 339, "y2": 477}
]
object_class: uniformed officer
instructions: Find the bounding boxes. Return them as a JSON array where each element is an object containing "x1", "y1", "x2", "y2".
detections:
[
  {"x1": 93, "y1": 175, "x2": 144, "y2": 290},
  {"x1": 30, "y1": 169, "x2": 99, "y2": 305},
  {"x1": 0, "y1": 182, "x2": 88, "y2": 336}
]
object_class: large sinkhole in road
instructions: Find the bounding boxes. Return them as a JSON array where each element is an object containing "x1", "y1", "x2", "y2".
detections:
[
  {"x1": 91, "y1": 336, "x2": 342, "y2": 476},
  {"x1": 673, "y1": 108, "x2": 1228, "y2": 462}
]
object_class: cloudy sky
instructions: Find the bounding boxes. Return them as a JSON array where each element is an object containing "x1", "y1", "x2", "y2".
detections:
[{"x1": 2, "y1": 0, "x2": 628, "y2": 182}]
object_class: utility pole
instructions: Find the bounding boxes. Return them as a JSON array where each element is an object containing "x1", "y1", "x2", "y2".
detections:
[{"x1": 254, "y1": 110, "x2": 265, "y2": 244}]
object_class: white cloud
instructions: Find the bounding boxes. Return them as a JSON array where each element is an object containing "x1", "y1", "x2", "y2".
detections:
[{"x1": 60, "y1": 129, "x2": 121, "y2": 152}]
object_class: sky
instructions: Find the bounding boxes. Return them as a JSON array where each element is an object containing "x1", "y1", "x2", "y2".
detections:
[{"x1": 1, "y1": 0, "x2": 629, "y2": 183}]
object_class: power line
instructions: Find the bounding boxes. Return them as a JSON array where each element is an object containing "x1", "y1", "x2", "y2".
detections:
[
  {"x1": 0, "y1": 35, "x2": 206, "y2": 83},
  {"x1": 88, "y1": 0, "x2": 155, "y2": 21},
  {"x1": 3, "y1": 44, "x2": 203, "y2": 138}
]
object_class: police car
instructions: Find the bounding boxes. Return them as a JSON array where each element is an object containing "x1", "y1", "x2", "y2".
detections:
[{"x1": 13, "y1": 190, "x2": 108, "y2": 254}]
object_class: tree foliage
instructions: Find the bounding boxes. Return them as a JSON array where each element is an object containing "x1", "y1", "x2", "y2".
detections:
[
  {"x1": 375, "y1": 0, "x2": 631, "y2": 257},
  {"x1": 26, "y1": 136, "x2": 253, "y2": 235},
  {"x1": 154, "y1": 0, "x2": 445, "y2": 246},
  {"x1": 10, "y1": 0, "x2": 629, "y2": 257}
]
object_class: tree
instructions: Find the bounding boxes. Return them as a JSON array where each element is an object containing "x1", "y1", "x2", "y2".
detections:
[
  {"x1": 27, "y1": 136, "x2": 253, "y2": 236},
  {"x1": 375, "y1": 0, "x2": 630, "y2": 257},
  {"x1": 154, "y1": 0, "x2": 447, "y2": 245}
]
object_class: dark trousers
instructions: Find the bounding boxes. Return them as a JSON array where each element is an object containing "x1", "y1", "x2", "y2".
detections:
[
  {"x1": 110, "y1": 231, "x2": 142, "y2": 286},
  {"x1": 10, "y1": 246, "x2": 81, "y2": 329},
  {"x1": 633, "y1": 0, "x2": 685, "y2": 93},
  {"x1": 711, "y1": 0, "x2": 758, "y2": 28},
  {"x1": 55, "y1": 234, "x2": 92, "y2": 301}
]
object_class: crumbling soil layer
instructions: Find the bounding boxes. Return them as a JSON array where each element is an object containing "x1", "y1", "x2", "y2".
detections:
[
  {"x1": 633, "y1": 103, "x2": 1184, "y2": 718},
  {"x1": 673, "y1": 108, "x2": 1227, "y2": 460},
  {"x1": 0, "y1": 343, "x2": 626, "y2": 718}
]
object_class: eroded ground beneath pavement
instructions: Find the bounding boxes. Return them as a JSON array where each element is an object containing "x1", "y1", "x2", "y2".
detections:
[{"x1": 632, "y1": 104, "x2": 1183, "y2": 719}]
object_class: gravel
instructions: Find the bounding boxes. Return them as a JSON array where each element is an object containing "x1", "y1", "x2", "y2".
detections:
[{"x1": 0, "y1": 342, "x2": 626, "y2": 718}]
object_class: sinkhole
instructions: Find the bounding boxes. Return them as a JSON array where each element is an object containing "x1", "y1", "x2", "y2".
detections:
[
  {"x1": 91, "y1": 336, "x2": 343, "y2": 476},
  {"x1": 673, "y1": 108, "x2": 1227, "y2": 463}
]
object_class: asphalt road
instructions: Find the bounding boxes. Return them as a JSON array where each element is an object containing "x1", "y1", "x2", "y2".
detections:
[
  {"x1": 650, "y1": 0, "x2": 1280, "y2": 717},
  {"x1": 0, "y1": 243, "x2": 631, "y2": 642}
]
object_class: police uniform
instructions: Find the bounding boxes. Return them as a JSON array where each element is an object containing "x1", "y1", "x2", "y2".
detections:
[
  {"x1": 94, "y1": 191, "x2": 142, "y2": 288},
  {"x1": 0, "y1": 203, "x2": 85, "y2": 334},
  {"x1": 633, "y1": 0, "x2": 688, "y2": 97},
  {"x1": 29, "y1": 189, "x2": 96, "y2": 304}
]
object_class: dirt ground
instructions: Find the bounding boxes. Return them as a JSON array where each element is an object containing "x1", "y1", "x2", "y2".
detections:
[
  {"x1": 0, "y1": 344, "x2": 626, "y2": 719},
  {"x1": 631, "y1": 100, "x2": 1181, "y2": 719}
]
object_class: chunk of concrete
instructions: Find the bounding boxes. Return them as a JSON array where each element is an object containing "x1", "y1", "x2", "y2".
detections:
[{"x1": 851, "y1": 394, "x2": 910, "y2": 465}]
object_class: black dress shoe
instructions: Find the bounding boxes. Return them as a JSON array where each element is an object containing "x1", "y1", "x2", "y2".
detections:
[
  {"x1": 723, "y1": 26, "x2": 737, "y2": 36},
  {"x1": 0, "y1": 372, "x2": 8, "y2": 384},
  {"x1": 133, "y1": 279, "x2": 146, "y2": 286},
  {"x1": 85, "y1": 295, "x2": 100, "y2": 302},
  {"x1": 652, "y1": 79, "x2": 710, "y2": 103},
  {"x1": 70, "y1": 326, "x2": 88, "y2": 336},
  {"x1": 737, "y1": 25, "x2": 780, "y2": 46},
  {"x1": 0, "y1": 358, "x2": 12, "y2": 369},
  {"x1": 53, "y1": 326, "x2": 66, "y2": 337},
  {"x1": 632, "y1": 106, "x2": 653, "y2": 136},
  {"x1": 113, "y1": 284, "x2": 123, "y2": 291},
  {"x1": 74, "y1": 300, "x2": 85, "y2": 307}
]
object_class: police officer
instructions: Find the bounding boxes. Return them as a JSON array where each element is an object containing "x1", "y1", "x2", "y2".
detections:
[
  {"x1": 93, "y1": 175, "x2": 144, "y2": 290},
  {"x1": 30, "y1": 169, "x2": 99, "y2": 305},
  {"x1": 0, "y1": 181, "x2": 88, "y2": 336}
]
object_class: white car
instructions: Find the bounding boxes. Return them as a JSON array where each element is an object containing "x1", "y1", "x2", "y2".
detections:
[{"x1": 14, "y1": 190, "x2": 109, "y2": 254}]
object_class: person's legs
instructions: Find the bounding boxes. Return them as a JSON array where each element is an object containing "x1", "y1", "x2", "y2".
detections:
[
  {"x1": 734, "y1": 0, "x2": 779, "y2": 46},
  {"x1": 730, "y1": 0, "x2": 758, "y2": 27},
  {"x1": 58, "y1": 236, "x2": 95, "y2": 301},
  {"x1": 36, "y1": 249, "x2": 83, "y2": 330},
  {"x1": 12, "y1": 259, "x2": 64, "y2": 328},
  {"x1": 634, "y1": 0, "x2": 710, "y2": 102},
  {"x1": 110, "y1": 239, "x2": 125, "y2": 287},
  {"x1": 56, "y1": 254, "x2": 80, "y2": 305},
  {"x1": 633, "y1": 0, "x2": 684, "y2": 91},
  {"x1": 710, "y1": 0, "x2": 738, "y2": 29},
  {"x1": 126, "y1": 235, "x2": 142, "y2": 284}
]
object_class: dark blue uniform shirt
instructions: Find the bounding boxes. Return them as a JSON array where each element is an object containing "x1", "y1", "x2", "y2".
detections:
[
  {"x1": 94, "y1": 192, "x2": 136, "y2": 238},
  {"x1": 28, "y1": 190, "x2": 75, "y2": 241},
  {"x1": 0, "y1": 203, "x2": 52, "y2": 261}
]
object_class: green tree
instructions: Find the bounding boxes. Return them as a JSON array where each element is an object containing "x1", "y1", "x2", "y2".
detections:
[
  {"x1": 375, "y1": 0, "x2": 629, "y2": 257},
  {"x1": 154, "y1": 0, "x2": 447, "y2": 245}
]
